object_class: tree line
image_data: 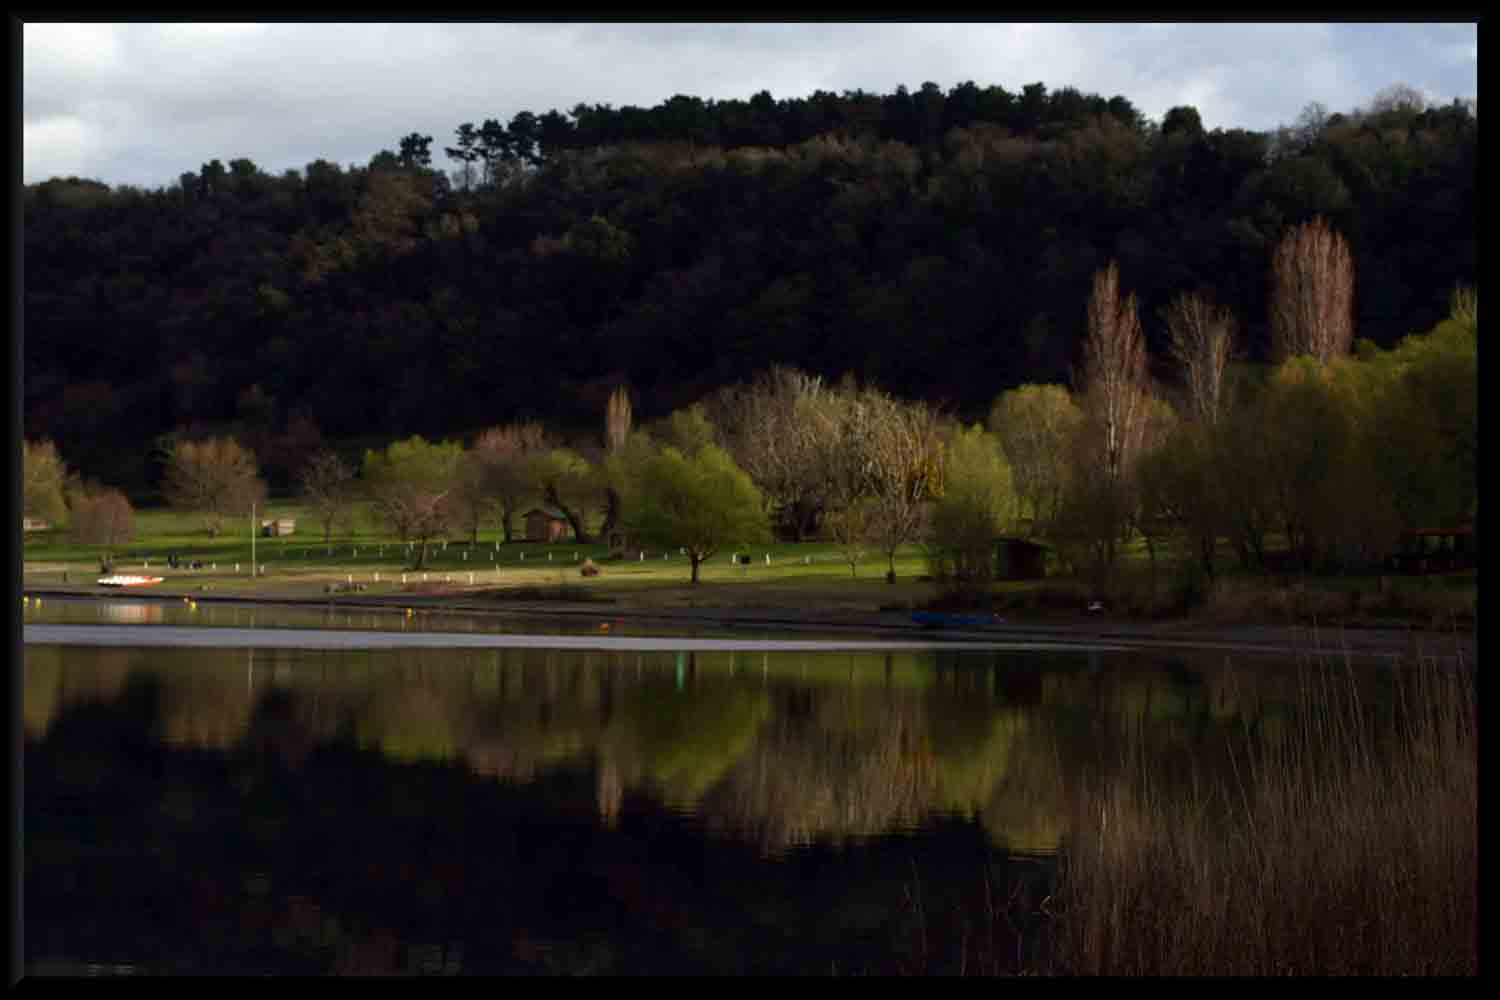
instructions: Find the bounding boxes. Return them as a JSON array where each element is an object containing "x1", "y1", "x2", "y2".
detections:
[
  {"x1": 25, "y1": 216, "x2": 1478, "y2": 592},
  {"x1": 23, "y1": 81, "x2": 1475, "y2": 495}
]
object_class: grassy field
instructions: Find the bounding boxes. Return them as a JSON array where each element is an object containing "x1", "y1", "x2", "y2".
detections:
[
  {"x1": 23, "y1": 500, "x2": 1476, "y2": 625},
  {"x1": 21, "y1": 500, "x2": 947, "y2": 608}
]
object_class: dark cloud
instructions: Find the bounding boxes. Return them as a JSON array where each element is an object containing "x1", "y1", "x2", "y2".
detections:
[{"x1": 23, "y1": 21, "x2": 1477, "y2": 187}]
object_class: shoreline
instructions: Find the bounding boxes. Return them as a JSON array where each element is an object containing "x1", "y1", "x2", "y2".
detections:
[{"x1": 22, "y1": 585, "x2": 1473, "y2": 662}]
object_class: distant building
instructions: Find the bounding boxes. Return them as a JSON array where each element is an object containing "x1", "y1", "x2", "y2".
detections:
[
  {"x1": 524, "y1": 507, "x2": 572, "y2": 543},
  {"x1": 22, "y1": 517, "x2": 51, "y2": 533},
  {"x1": 260, "y1": 518, "x2": 296, "y2": 537},
  {"x1": 994, "y1": 536, "x2": 1048, "y2": 580}
]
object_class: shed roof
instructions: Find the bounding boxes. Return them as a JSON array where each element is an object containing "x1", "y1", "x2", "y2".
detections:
[{"x1": 523, "y1": 506, "x2": 569, "y2": 521}]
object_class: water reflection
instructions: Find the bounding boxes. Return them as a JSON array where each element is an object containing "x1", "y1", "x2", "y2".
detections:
[
  {"x1": 24, "y1": 643, "x2": 1350, "y2": 857},
  {"x1": 24, "y1": 640, "x2": 1422, "y2": 975}
]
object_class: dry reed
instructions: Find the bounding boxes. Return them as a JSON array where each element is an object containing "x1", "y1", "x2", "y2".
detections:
[{"x1": 1051, "y1": 652, "x2": 1476, "y2": 975}]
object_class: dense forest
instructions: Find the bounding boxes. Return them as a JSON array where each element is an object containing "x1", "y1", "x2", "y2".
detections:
[{"x1": 23, "y1": 81, "x2": 1477, "y2": 495}]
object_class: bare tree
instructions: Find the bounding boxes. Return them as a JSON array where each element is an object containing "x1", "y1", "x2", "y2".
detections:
[
  {"x1": 1270, "y1": 217, "x2": 1355, "y2": 364},
  {"x1": 1164, "y1": 292, "x2": 1236, "y2": 426},
  {"x1": 1369, "y1": 82, "x2": 1428, "y2": 116},
  {"x1": 605, "y1": 386, "x2": 633, "y2": 452},
  {"x1": 866, "y1": 394, "x2": 945, "y2": 582},
  {"x1": 817, "y1": 387, "x2": 879, "y2": 577},
  {"x1": 472, "y1": 423, "x2": 551, "y2": 543},
  {"x1": 162, "y1": 436, "x2": 267, "y2": 537},
  {"x1": 711, "y1": 366, "x2": 835, "y2": 541},
  {"x1": 451, "y1": 448, "x2": 494, "y2": 545},
  {"x1": 69, "y1": 481, "x2": 135, "y2": 566},
  {"x1": 1451, "y1": 284, "x2": 1477, "y2": 331},
  {"x1": 1078, "y1": 263, "x2": 1150, "y2": 483},
  {"x1": 300, "y1": 449, "x2": 357, "y2": 542}
]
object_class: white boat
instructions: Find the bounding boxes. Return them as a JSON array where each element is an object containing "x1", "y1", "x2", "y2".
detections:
[{"x1": 97, "y1": 575, "x2": 165, "y2": 588}]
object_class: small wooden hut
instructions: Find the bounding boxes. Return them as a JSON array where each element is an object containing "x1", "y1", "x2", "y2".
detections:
[{"x1": 524, "y1": 506, "x2": 572, "y2": 543}]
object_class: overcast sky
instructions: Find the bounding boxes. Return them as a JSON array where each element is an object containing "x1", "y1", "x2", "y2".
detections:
[{"x1": 23, "y1": 21, "x2": 1479, "y2": 189}]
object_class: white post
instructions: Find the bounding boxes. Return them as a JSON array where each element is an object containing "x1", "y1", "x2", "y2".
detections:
[{"x1": 251, "y1": 502, "x2": 257, "y2": 580}]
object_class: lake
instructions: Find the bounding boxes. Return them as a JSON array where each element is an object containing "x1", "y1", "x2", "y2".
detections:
[{"x1": 21, "y1": 598, "x2": 1440, "y2": 975}]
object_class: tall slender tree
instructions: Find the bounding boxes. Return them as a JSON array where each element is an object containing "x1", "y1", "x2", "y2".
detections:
[
  {"x1": 1164, "y1": 292, "x2": 1236, "y2": 426},
  {"x1": 1271, "y1": 216, "x2": 1355, "y2": 363},
  {"x1": 1078, "y1": 262, "x2": 1149, "y2": 483},
  {"x1": 444, "y1": 122, "x2": 481, "y2": 192}
]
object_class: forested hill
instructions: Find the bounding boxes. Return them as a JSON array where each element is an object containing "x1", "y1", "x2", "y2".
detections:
[{"x1": 24, "y1": 82, "x2": 1477, "y2": 493}]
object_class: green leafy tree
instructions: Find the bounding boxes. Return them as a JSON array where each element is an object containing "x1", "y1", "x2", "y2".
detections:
[
  {"x1": 927, "y1": 426, "x2": 1016, "y2": 600},
  {"x1": 528, "y1": 448, "x2": 597, "y2": 543},
  {"x1": 23, "y1": 438, "x2": 71, "y2": 525},
  {"x1": 652, "y1": 403, "x2": 719, "y2": 455},
  {"x1": 623, "y1": 445, "x2": 769, "y2": 583},
  {"x1": 362, "y1": 436, "x2": 464, "y2": 569},
  {"x1": 1364, "y1": 291, "x2": 1477, "y2": 532},
  {"x1": 987, "y1": 384, "x2": 1082, "y2": 531},
  {"x1": 1137, "y1": 423, "x2": 1225, "y2": 585}
]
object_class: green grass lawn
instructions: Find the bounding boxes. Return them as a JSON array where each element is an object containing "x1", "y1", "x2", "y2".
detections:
[
  {"x1": 23, "y1": 501, "x2": 1475, "y2": 624},
  {"x1": 22, "y1": 500, "x2": 944, "y2": 605}
]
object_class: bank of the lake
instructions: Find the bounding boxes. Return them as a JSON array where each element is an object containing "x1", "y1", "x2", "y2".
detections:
[{"x1": 21, "y1": 586, "x2": 1472, "y2": 664}]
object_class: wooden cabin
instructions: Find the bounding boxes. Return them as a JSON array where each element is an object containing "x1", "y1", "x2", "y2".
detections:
[{"x1": 524, "y1": 507, "x2": 572, "y2": 543}]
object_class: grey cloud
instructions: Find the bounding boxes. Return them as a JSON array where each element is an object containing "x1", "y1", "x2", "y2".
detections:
[{"x1": 23, "y1": 21, "x2": 1477, "y2": 188}]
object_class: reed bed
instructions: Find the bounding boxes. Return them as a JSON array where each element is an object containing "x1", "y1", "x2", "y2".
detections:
[{"x1": 1051, "y1": 653, "x2": 1477, "y2": 976}]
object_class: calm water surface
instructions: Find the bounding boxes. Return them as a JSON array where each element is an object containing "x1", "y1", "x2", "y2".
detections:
[{"x1": 23, "y1": 600, "x2": 1409, "y2": 975}]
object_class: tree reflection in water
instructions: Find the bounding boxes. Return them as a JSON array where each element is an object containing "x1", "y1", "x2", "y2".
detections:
[{"x1": 24, "y1": 642, "x2": 1360, "y2": 975}]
